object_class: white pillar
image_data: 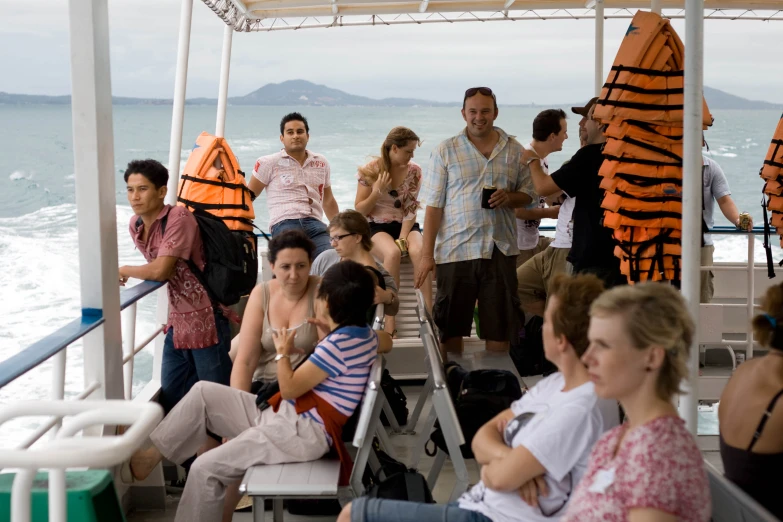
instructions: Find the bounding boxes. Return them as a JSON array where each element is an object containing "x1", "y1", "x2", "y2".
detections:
[
  {"x1": 68, "y1": 0, "x2": 124, "y2": 410},
  {"x1": 678, "y1": 0, "x2": 705, "y2": 434},
  {"x1": 594, "y1": 0, "x2": 605, "y2": 96},
  {"x1": 216, "y1": 24, "x2": 234, "y2": 138},
  {"x1": 651, "y1": 0, "x2": 662, "y2": 14},
  {"x1": 155, "y1": 0, "x2": 195, "y2": 381}
]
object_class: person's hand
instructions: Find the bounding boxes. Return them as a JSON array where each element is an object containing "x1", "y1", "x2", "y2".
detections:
[
  {"x1": 373, "y1": 171, "x2": 392, "y2": 195},
  {"x1": 119, "y1": 268, "x2": 129, "y2": 286},
  {"x1": 307, "y1": 317, "x2": 330, "y2": 341},
  {"x1": 544, "y1": 205, "x2": 560, "y2": 219},
  {"x1": 271, "y1": 328, "x2": 296, "y2": 356},
  {"x1": 489, "y1": 189, "x2": 510, "y2": 208},
  {"x1": 518, "y1": 475, "x2": 548, "y2": 507},
  {"x1": 415, "y1": 256, "x2": 435, "y2": 289},
  {"x1": 496, "y1": 416, "x2": 508, "y2": 434},
  {"x1": 736, "y1": 214, "x2": 753, "y2": 231},
  {"x1": 374, "y1": 287, "x2": 394, "y2": 306},
  {"x1": 521, "y1": 148, "x2": 540, "y2": 164}
]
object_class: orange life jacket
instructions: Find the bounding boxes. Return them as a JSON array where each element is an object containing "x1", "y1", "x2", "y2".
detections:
[
  {"x1": 761, "y1": 115, "x2": 783, "y2": 251},
  {"x1": 177, "y1": 132, "x2": 256, "y2": 235}
]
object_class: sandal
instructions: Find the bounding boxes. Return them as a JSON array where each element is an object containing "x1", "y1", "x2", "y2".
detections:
[
  {"x1": 120, "y1": 460, "x2": 137, "y2": 484},
  {"x1": 391, "y1": 329, "x2": 398, "y2": 339}
]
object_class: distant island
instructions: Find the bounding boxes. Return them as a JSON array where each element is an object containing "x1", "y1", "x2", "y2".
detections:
[{"x1": 0, "y1": 79, "x2": 780, "y2": 111}]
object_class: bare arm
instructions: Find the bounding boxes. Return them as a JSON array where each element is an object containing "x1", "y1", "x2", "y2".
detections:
[
  {"x1": 276, "y1": 357, "x2": 330, "y2": 400},
  {"x1": 230, "y1": 285, "x2": 265, "y2": 392},
  {"x1": 399, "y1": 218, "x2": 416, "y2": 240},
  {"x1": 248, "y1": 176, "x2": 266, "y2": 198},
  {"x1": 323, "y1": 187, "x2": 339, "y2": 220},
  {"x1": 414, "y1": 206, "x2": 443, "y2": 289},
  {"x1": 716, "y1": 194, "x2": 744, "y2": 227},
  {"x1": 520, "y1": 149, "x2": 561, "y2": 197},
  {"x1": 354, "y1": 182, "x2": 380, "y2": 216},
  {"x1": 119, "y1": 256, "x2": 178, "y2": 283},
  {"x1": 627, "y1": 509, "x2": 677, "y2": 522},
  {"x1": 472, "y1": 408, "x2": 515, "y2": 465},
  {"x1": 514, "y1": 206, "x2": 559, "y2": 221},
  {"x1": 480, "y1": 444, "x2": 547, "y2": 492}
]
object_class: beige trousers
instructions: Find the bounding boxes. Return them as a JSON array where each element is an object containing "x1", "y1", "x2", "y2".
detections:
[
  {"x1": 149, "y1": 381, "x2": 330, "y2": 522},
  {"x1": 516, "y1": 236, "x2": 554, "y2": 268},
  {"x1": 701, "y1": 244, "x2": 715, "y2": 304}
]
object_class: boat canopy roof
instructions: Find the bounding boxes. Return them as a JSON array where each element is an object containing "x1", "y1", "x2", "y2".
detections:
[{"x1": 202, "y1": 0, "x2": 783, "y2": 31}]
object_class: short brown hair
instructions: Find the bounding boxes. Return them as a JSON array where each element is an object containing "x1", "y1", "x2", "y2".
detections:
[
  {"x1": 590, "y1": 283, "x2": 694, "y2": 402},
  {"x1": 753, "y1": 282, "x2": 783, "y2": 350},
  {"x1": 329, "y1": 210, "x2": 373, "y2": 252},
  {"x1": 548, "y1": 274, "x2": 605, "y2": 358}
]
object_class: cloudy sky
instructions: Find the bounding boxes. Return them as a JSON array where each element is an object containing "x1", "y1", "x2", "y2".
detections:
[{"x1": 1, "y1": 1, "x2": 781, "y2": 105}]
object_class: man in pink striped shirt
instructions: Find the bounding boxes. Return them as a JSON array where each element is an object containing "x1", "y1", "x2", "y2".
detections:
[{"x1": 248, "y1": 112, "x2": 339, "y2": 257}]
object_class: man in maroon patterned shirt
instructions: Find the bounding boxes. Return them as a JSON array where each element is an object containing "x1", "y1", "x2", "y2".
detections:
[{"x1": 119, "y1": 159, "x2": 232, "y2": 414}]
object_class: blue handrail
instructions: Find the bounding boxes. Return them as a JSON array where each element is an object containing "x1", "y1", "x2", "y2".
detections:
[{"x1": 0, "y1": 282, "x2": 166, "y2": 389}]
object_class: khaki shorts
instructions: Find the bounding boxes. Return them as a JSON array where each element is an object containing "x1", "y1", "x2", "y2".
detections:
[
  {"x1": 701, "y1": 244, "x2": 715, "y2": 303},
  {"x1": 516, "y1": 236, "x2": 554, "y2": 268},
  {"x1": 517, "y1": 247, "x2": 571, "y2": 313}
]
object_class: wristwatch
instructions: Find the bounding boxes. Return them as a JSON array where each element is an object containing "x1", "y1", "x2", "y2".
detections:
[{"x1": 274, "y1": 353, "x2": 290, "y2": 362}]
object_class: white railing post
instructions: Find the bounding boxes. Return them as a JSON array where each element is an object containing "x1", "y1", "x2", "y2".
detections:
[
  {"x1": 747, "y1": 234, "x2": 755, "y2": 358},
  {"x1": 121, "y1": 304, "x2": 137, "y2": 400},
  {"x1": 651, "y1": 0, "x2": 662, "y2": 14},
  {"x1": 215, "y1": 24, "x2": 234, "y2": 138},
  {"x1": 594, "y1": 0, "x2": 604, "y2": 96},
  {"x1": 678, "y1": 0, "x2": 705, "y2": 434},
  {"x1": 155, "y1": 0, "x2": 195, "y2": 382},
  {"x1": 48, "y1": 469, "x2": 67, "y2": 522},
  {"x1": 68, "y1": 0, "x2": 125, "y2": 416},
  {"x1": 50, "y1": 350, "x2": 66, "y2": 439}
]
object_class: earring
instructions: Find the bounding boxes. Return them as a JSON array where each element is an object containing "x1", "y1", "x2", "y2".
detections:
[{"x1": 645, "y1": 367, "x2": 653, "y2": 372}]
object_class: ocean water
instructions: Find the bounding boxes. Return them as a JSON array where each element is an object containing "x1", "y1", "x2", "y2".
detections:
[{"x1": 1, "y1": 104, "x2": 781, "y2": 444}]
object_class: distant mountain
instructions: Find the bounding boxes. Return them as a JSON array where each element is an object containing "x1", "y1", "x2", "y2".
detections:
[
  {"x1": 1, "y1": 80, "x2": 780, "y2": 110},
  {"x1": 703, "y1": 86, "x2": 782, "y2": 110}
]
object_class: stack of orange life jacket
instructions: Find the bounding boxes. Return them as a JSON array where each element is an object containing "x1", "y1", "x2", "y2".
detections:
[
  {"x1": 759, "y1": 115, "x2": 783, "y2": 276},
  {"x1": 594, "y1": 10, "x2": 713, "y2": 283}
]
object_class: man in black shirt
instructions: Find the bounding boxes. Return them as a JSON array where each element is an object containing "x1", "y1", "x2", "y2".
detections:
[{"x1": 522, "y1": 98, "x2": 627, "y2": 287}]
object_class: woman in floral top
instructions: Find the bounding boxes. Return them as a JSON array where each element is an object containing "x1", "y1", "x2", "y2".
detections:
[
  {"x1": 355, "y1": 126, "x2": 431, "y2": 336},
  {"x1": 562, "y1": 283, "x2": 711, "y2": 522}
]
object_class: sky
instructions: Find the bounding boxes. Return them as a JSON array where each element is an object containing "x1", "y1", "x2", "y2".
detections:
[{"x1": 1, "y1": 1, "x2": 781, "y2": 105}]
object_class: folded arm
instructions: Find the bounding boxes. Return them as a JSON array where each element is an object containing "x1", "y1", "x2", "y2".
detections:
[{"x1": 119, "y1": 255, "x2": 178, "y2": 283}]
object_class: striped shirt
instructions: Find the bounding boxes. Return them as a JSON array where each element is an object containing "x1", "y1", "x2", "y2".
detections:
[
  {"x1": 252, "y1": 149, "x2": 331, "y2": 228},
  {"x1": 420, "y1": 127, "x2": 536, "y2": 264},
  {"x1": 294, "y1": 326, "x2": 378, "y2": 434}
]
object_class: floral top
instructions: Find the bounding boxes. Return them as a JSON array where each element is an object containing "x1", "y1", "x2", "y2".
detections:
[
  {"x1": 129, "y1": 205, "x2": 219, "y2": 349},
  {"x1": 562, "y1": 415, "x2": 711, "y2": 522},
  {"x1": 357, "y1": 161, "x2": 422, "y2": 223}
]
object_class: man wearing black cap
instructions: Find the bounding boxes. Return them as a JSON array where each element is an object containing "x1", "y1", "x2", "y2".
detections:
[{"x1": 522, "y1": 97, "x2": 627, "y2": 287}]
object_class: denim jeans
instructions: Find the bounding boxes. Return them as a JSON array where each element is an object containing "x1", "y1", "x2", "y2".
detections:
[
  {"x1": 350, "y1": 498, "x2": 492, "y2": 522},
  {"x1": 159, "y1": 312, "x2": 233, "y2": 415},
  {"x1": 271, "y1": 217, "x2": 332, "y2": 259}
]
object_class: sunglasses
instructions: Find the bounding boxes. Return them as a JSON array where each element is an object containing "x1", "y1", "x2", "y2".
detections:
[
  {"x1": 388, "y1": 190, "x2": 402, "y2": 209},
  {"x1": 329, "y1": 233, "x2": 354, "y2": 243},
  {"x1": 465, "y1": 86, "x2": 494, "y2": 98}
]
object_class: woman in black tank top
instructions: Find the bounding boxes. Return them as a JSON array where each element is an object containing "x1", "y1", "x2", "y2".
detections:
[{"x1": 719, "y1": 282, "x2": 783, "y2": 519}]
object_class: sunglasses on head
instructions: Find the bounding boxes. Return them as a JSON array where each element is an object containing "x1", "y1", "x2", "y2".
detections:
[{"x1": 465, "y1": 87, "x2": 494, "y2": 98}]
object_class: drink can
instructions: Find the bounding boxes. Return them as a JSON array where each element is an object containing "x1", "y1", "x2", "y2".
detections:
[
  {"x1": 738, "y1": 212, "x2": 751, "y2": 231},
  {"x1": 395, "y1": 238, "x2": 409, "y2": 257},
  {"x1": 481, "y1": 185, "x2": 496, "y2": 209}
]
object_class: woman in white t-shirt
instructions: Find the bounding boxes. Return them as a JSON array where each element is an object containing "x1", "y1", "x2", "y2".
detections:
[{"x1": 337, "y1": 274, "x2": 620, "y2": 522}]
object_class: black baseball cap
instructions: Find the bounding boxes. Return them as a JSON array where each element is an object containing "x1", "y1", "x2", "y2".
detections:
[{"x1": 571, "y1": 97, "x2": 599, "y2": 116}]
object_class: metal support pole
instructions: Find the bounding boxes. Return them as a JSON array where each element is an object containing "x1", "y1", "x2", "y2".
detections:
[
  {"x1": 68, "y1": 0, "x2": 124, "y2": 414},
  {"x1": 215, "y1": 24, "x2": 234, "y2": 138},
  {"x1": 651, "y1": 0, "x2": 662, "y2": 14},
  {"x1": 747, "y1": 235, "x2": 755, "y2": 358},
  {"x1": 594, "y1": 0, "x2": 604, "y2": 96},
  {"x1": 155, "y1": 0, "x2": 195, "y2": 382},
  {"x1": 678, "y1": 0, "x2": 705, "y2": 434},
  {"x1": 50, "y1": 350, "x2": 66, "y2": 438},
  {"x1": 121, "y1": 304, "x2": 137, "y2": 400},
  {"x1": 48, "y1": 469, "x2": 67, "y2": 522}
]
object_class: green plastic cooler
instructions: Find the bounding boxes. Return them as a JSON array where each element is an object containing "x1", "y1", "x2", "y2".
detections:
[{"x1": 0, "y1": 470, "x2": 124, "y2": 522}]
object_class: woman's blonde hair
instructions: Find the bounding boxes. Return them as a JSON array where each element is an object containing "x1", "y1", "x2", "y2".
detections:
[
  {"x1": 589, "y1": 283, "x2": 694, "y2": 402},
  {"x1": 358, "y1": 126, "x2": 420, "y2": 184},
  {"x1": 753, "y1": 283, "x2": 783, "y2": 351},
  {"x1": 329, "y1": 210, "x2": 373, "y2": 252}
]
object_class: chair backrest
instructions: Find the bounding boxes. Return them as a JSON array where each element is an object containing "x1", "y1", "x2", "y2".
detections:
[
  {"x1": 348, "y1": 356, "x2": 384, "y2": 496},
  {"x1": 705, "y1": 460, "x2": 779, "y2": 522}
]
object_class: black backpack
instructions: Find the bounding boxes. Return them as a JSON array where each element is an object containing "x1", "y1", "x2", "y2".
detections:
[
  {"x1": 428, "y1": 364, "x2": 523, "y2": 460},
  {"x1": 510, "y1": 316, "x2": 557, "y2": 377},
  {"x1": 379, "y1": 369, "x2": 408, "y2": 428},
  {"x1": 158, "y1": 207, "x2": 257, "y2": 306},
  {"x1": 364, "y1": 442, "x2": 434, "y2": 504}
]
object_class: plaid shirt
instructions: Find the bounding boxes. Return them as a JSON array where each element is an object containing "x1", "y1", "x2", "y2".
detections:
[{"x1": 420, "y1": 127, "x2": 536, "y2": 264}]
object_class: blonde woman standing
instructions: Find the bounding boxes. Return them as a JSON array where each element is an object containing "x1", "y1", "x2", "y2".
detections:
[
  {"x1": 355, "y1": 126, "x2": 431, "y2": 336},
  {"x1": 563, "y1": 283, "x2": 710, "y2": 522}
]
